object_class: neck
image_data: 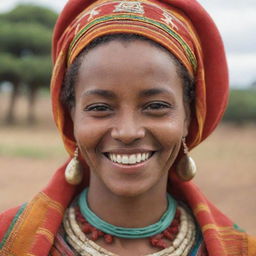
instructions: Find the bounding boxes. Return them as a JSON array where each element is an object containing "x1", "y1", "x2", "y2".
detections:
[{"x1": 86, "y1": 182, "x2": 169, "y2": 228}]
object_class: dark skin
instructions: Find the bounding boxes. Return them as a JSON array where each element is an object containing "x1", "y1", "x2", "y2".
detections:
[{"x1": 71, "y1": 40, "x2": 190, "y2": 255}]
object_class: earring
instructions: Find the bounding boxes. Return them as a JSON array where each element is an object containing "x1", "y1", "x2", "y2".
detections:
[
  {"x1": 65, "y1": 146, "x2": 83, "y2": 185},
  {"x1": 176, "y1": 137, "x2": 197, "y2": 181}
]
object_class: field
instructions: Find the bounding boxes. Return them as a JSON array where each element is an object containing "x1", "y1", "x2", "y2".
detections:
[{"x1": 0, "y1": 92, "x2": 256, "y2": 235}]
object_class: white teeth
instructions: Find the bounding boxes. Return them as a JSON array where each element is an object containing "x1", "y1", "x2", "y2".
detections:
[
  {"x1": 117, "y1": 154, "x2": 122, "y2": 163},
  {"x1": 108, "y1": 152, "x2": 152, "y2": 165},
  {"x1": 129, "y1": 155, "x2": 137, "y2": 164},
  {"x1": 122, "y1": 155, "x2": 129, "y2": 164},
  {"x1": 136, "y1": 153, "x2": 142, "y2": 163}
]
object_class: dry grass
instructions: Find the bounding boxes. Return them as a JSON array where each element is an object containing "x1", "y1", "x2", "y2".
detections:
[
  {"x1": 0, "y1": 92, "x2": 255, "y2": 235},
  {"x1": 192, "y1": 124, "x2": 256, "y2": 235}
]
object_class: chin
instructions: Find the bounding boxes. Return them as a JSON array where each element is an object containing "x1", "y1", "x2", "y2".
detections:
[{"x1": 104, "y1": 178, "x2": 162, "y2": 199}]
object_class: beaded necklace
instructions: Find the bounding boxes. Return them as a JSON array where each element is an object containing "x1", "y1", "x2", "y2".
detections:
[
  {"x1": 62, "y1": 188, "x2": 198, "y2": 254},
  {"x1": 78, "y1": 188, "x2": 177, "y2": 239},
  {"x1": 63, "y1": 203, "x2": 197, "y2": 255}
]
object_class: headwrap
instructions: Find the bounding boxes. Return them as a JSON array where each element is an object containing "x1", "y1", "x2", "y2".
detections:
[{"x1": 51, "y1": 0, "x2": 229, "y2": 157}]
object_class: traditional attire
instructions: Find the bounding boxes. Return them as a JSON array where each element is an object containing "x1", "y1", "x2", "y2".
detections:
[{"x1": 1, "y1": 0, "x2": 256, "y2": 255}]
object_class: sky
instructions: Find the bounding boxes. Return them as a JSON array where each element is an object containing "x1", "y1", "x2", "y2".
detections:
[{"x1": 1, "y1": 0, "x2": 256, "y2": 88}]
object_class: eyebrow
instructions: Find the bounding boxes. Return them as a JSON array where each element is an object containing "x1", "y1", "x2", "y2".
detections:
[
  {"x1": 139, "y1": 88, "x2": 172, "y2": 97},
  {"x1": 82, "y1": 89, "x2": 116, "y2": 99},
  {"x1": 82, "y1": 88, "x2": 172, "y2": 99}
]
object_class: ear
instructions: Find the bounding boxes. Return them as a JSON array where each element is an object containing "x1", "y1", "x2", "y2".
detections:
[
  {"x1": 70, "y1": 106, "x2": 75, "y2": 123},
  {"x1": 183, "y1": 103, "x2": 191, "y2": 137},
  {"x1": 69, "y1": 106, "x2": 78, "y2": 143}
]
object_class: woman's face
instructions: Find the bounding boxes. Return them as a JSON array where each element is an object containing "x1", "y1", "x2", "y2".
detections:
[{"x1": 72, "y1": 40, "x2": 189, "y2": 197}]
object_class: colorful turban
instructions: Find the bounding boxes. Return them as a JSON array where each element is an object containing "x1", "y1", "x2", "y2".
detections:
[{"x1": 51, "y1": 0, "x2": 229, "y2": 156}]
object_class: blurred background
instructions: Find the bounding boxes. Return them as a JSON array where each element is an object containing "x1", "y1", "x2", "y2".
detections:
[{"x1": 0, "y1": 1, "x2": 255, "y2": 235}]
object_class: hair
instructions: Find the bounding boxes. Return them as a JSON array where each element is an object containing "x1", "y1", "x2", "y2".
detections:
[{"x1": 61, "y1": 33, "x2": 195, "y2": 111}]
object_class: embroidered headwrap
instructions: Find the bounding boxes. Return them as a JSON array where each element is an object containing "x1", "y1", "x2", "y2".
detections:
[{"x1": 51, "y1": 0, "x2": 229, "y2": 156}]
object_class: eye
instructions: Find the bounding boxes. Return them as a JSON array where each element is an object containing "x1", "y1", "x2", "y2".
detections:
[
  {"x1": 85, "y1": 104, "x2": 112, "y2": 112},
  {"x1": 143, "y1": 101, "x2": 173, "y2": 116},
  {"x1": 144, "y1": 102, "x2": 172, "y2": 110},
  {"x1": 84, "y1": 103, "x2": 113, "y2": 117}
]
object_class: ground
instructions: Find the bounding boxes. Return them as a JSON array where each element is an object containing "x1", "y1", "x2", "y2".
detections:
[{"x1": 0, "y1": 92, "x2": 255, "y2": 235}]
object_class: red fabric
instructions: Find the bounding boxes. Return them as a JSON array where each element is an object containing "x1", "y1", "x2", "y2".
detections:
[{"x1": 0, "y1": 206, "x2": 21, "y2": 242}]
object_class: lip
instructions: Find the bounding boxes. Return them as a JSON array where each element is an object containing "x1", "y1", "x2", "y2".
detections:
[
  {"x1": 102, "y1": 148, "x2": 157, "y2": 154},
  {"x1": 102, "y1": 151, "x2": 156, "y2": 174}
]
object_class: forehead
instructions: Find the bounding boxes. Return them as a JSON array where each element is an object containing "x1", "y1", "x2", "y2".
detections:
[{"x1": 77, "y1": 39, "x2": 180, "y2": 86}]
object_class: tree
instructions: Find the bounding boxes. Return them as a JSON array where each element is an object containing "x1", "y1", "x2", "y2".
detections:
[
  {"x1": 0, "y1": 4, "x2": 57, "y2": 124},
  {"x1": 0, "y1": 21, "x2": 52, "y2": 55},
  {"x1": 223, "y1": 89, "x2": 256, "y2": 124},
  {"x1": 0, "y1": 4, "x2": 57, "y2": 28}
]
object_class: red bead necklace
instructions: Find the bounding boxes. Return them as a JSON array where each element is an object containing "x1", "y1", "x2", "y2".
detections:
[{"x1": 75, "y1": 206, "x2": 181, "y2": 249}]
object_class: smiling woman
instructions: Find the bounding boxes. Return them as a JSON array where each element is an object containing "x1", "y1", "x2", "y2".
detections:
[
  {"x1": 0, "y1": 0, "x2": 256, "y2": 255},
  {"x1": 69, "y1": 38, "x2": 189, "y2": 200}
]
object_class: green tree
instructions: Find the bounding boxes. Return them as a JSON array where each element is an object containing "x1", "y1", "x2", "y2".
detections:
[
  {"x1": 0, "y1": 4, "x2": 57, "y2": 28},
  {"x1": 0, "y1": 21, "x2": 52, "y2": 56},
  {"x1": 0, "y1": 4, "x2": 57, "y2": 124},
  {"x1": 223, "y1": 89, "x2": 256, "y2": 124}
]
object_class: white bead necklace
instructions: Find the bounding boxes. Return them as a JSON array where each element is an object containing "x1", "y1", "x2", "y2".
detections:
[{"x1": 63, "y1": 204, "x2": 197, "y2": 256}]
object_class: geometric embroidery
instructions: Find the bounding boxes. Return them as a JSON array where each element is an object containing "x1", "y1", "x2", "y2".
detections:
[
  {"x1": 87, "y1": 8, "x2": 101, "y2": 21},
  {"x1": 161, "y1": 11, "x2": 178, "y2": 30},
  {"x1": 114, "y1": 1, "x2": 145, "y2": 14},
  {"x1": 77, "y1": 7, "x2": 101, "y2": 24}
]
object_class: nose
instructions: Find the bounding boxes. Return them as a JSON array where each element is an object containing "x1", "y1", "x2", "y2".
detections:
[{"x1": 111, "y1": 111, "x2": 145, "y2": 144}]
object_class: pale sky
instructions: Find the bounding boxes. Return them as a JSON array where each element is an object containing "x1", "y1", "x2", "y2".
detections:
[{"x1": 1, "y1": 0, "x2": 256, "y2": 88}]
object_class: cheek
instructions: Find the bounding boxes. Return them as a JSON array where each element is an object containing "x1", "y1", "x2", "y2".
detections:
[
  {"x1": 155, "y1": 122, "x2": 183, "y2": 169},
  {"x1": 73, "y1": 115, "x2": 108, "y2": 159},
  {"x1": 74, "y1": 125, "x2": 106, "y2": 171},
  {"x1": 151, "y1": 118, "x2": 185, "y2": 145},
  {"x1": 149, "y1": 118, "x2": 185, "y2": 168}
]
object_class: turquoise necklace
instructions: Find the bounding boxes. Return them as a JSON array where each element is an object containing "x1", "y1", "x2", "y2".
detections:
[{"x1": 78, "y1": 188, "x2": 177, "y2": 239}]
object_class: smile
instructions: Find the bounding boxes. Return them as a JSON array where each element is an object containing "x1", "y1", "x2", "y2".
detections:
[{"x1": 105, "y1": 152, "x2": 154, "y2": 165}]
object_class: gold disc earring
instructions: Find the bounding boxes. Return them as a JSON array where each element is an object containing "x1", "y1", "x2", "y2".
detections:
[
  {"x1": 65, "y1": 146, "x2": 83, "y2": 185},
  {"x1": 176, "y1": 137, "x2": 197, "y2": 181}
]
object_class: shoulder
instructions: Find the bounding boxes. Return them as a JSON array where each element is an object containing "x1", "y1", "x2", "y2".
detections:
[
  {"x1": 0, "y1": 205, "x2": 26, "y2": 244},
  {"x1": 247, "y1": 234, "x2": 256, "y2": 256}
]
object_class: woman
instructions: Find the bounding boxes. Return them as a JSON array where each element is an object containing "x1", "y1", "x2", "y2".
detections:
[{"x1": 0, "y1": 0, "x2": 255, "y2": 255}]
